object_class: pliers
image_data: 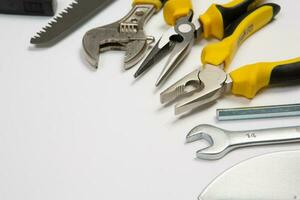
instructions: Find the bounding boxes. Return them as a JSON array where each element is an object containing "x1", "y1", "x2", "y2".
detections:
[
  {"x1": 134, "y1": 0, "x2": 264, "y2": 86},
  {"x1": 160, "y1": 3, "x2": 284, "y2": 115}
]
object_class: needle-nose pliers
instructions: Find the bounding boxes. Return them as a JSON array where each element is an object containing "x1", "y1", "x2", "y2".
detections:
[
  {"x1": 160, "y1": 3, "x2": 287, "y2": 115},
  {"x1": 134, "y1": 0, "x2": 264, "y2": 87}
]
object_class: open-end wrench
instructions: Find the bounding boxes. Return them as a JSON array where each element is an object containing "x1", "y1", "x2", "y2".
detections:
[
  {"x1": 82, "y1": 0, "x2": 166, "y2": 69},
  {"x1": 186, "y1": 124, "x2": 300, "y2": 160}
]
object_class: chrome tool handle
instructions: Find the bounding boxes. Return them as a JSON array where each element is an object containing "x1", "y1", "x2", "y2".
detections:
[
  {"x1": 120, "y1": 4, "x2": 156, "y2": 33},
  {"x1": 229, "y1": 126, "x2": 300, "y2": 147}
]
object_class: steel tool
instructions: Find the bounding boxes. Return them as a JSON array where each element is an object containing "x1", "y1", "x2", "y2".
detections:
[
  {"x1": 163, "y1": 55, "x2": 300, "y2": 115},
  {"x1": 199, "y1": 150, "x2": 300, "y2": 199},
  {"x1": 161, "y1": 4, "x2": 281, "y2": 115},
  {"x1": 0, "y1": 0, "x2": 56, "y2": 16},
  {"x1": 82, "y1": 0, "x2": 167, "y2": 69},
  {"x1": 217, "y1": 103, "x2": 300, "y2": 121},
  {"x1": 186, "y1": 124, "x2": 300, "y2": 160},
  {"x1": 31, "y1": 0, "x2": 115, "y2": 45},
  {"x1": 134, "y1": 0, "x2": 264, "y2": 86}
]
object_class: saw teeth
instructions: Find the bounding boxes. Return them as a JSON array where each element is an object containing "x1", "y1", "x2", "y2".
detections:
[
  {"x1": 30, "y1": 0, "x2": 114, "y2": 44},
  {"x1": 31, "y1": 0, "x2": 79, "y2": 42}
]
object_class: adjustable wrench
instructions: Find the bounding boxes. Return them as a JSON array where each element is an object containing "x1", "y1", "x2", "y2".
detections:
[
  {"x1": 186, "y1": 124, "x2": 300, "y2": 160},
  {"x1": 82, "y1": 0, "x2": 166, "y2": 69}
]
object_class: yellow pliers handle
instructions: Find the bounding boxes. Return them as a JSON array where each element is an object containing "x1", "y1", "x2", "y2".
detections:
[
  {"x1": 202, "y1": 3, "x2": 280, "y2": 69},
  {"x1": 231, "y1": 57, "x2": 300, "y2": 98},
  {"x1": 133, "y1": 0, "x2": 167, "y2": 10},
  {"x1": 163, "y1": 0, "x2": 263, "y2": 33},
  {"x1": 200, "y1": 0, "x2": 264, "y2": 39},
  {"x1": 163, "y1": 0, "x2": 193, "y2": 25}
]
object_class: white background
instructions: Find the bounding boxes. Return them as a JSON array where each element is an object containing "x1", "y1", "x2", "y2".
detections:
[{"x1": 0, "y1": 0, "x2": 299, "y2": 199}]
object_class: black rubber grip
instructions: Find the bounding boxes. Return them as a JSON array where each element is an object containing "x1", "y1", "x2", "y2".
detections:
[
  {"x1": 0, "y1": 0, "x2": 56, "y2": 16},
  {"x1": 224, "y1": 3, "x2": 280, "y2": 37},
  {"x1": 160, "y1": 0, "x2": 168, "y2": 5},
  {"x1": 270, "y1": 61, "x2": 300, "y2": 85},
  {"x1": 217, "y1": 0, "x2": 260, "y2": 30}
]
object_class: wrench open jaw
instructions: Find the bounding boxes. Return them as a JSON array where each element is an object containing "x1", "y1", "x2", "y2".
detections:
[
  {"x1": 82, "y1": 4, "x2": 156, "y2": 69},
  {"x1": 187, "y1": 124, "x2": 300, "y2": 160},
  {"x1": 186, "y1": 124, "x2": 232, "y2": 160}
]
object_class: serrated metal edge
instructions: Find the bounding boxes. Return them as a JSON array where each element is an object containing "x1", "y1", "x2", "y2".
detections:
[
  {"x1": 30, "y1": 0, "x2": 112, "y2": 45},
  {"x1": 31, "y1": 0, "x2": 79, "y2": 44}
]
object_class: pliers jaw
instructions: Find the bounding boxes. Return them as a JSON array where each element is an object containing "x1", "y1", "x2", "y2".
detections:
[
  {"x1": 134, "y1": 27, "x2": 178, "y2": 78},
  {"x1": 156, "y1": 11, "x2": 197, "y2": 86},
  {"x1": 160, "y1": 69, "x2": 202, "y2": 104},
  {"x1": 135, "y1": 10, "x2": 197, "y2": 84},
  {"x1": 175, "y1": 83, "x2": 225, "y2": 115},
  {"x1": 161, "y1": 65, "x2": 232, "y2": 115}
]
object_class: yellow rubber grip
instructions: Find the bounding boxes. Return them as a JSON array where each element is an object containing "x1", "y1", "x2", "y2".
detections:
[
  {"x1": 163, "y1": 0, "x2": 193, "y2": 26},
  {"x1": 200, "y1": 0, "x2": 263, "y2": 39},
  {"x1": 201, "y1": 4, "x2": 276, "y2": 69},
  {"x1": 133, "y1": 0, "x2": 163, "y2": 10},
  {"x1": 230, "y1": 57, "x2": 300, "y2": 99},
  {"x1": 224, "y1": 0, "x2": 262, "y2": 10}
]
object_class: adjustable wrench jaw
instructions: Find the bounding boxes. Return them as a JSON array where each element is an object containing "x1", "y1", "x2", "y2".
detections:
[
  {"x1": 82, "y1": 4, "x2": 156, "y2": 69},
  {"x1": 83, "y1": 24, "x2": 151, "y2": 69}
]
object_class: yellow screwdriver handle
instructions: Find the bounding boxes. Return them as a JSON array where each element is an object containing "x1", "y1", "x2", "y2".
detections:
[
  {"x1": 133, "y1": 0, "x2": 167, "y2": 11},
  {"x1": 230, "y1": 57, "x2": 300, "y2": 99},
  {"x1": 163, "y1": 0, "x2": 193, "y2": 25},
  {"x1": 200, "y1": 0, "x2": 264, "y2": 40},
  {"x1": 201, "y1": 3, "x2": 280, "y2": 69}
]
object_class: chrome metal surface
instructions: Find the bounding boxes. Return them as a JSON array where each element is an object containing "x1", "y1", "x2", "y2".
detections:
[
  {"x1": 160, "y1": 64, "x2": 231, "y2": 115},
  {"x1": 186, "y1": 124, "x2": 300, "y2": 160},
  {"x1": 82, "y1": 4, "x2": 156, "y2": 69},
  {"x1": 199, "y1": 150, "x2": 300, "y2": 200},
  {"x1": 217, "y1": 103, "x2": 300, "y2": 121},
  {"x1": 155, "y1": 11, "x2": 196, "y2": 86},
  {"x1": 177, "y1": 65, "x2": 228, "y2": 114},
  {"x1": 134, "y1": 27, "x2": 177, "y2": 78},
  {"x1": 31, "y1": 0, "x2": 114, "y2": 45},
  {"x1": 160, "y1": 69, "x2": 202, "y2": 104},
  {"x1": 134, "y1": 10, "x2": 204, "y2": 83}
]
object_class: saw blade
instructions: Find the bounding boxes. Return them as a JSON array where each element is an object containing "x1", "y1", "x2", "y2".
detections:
[{"x1": 30, "y1": 0, "x2": 115, "y2": 45}]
